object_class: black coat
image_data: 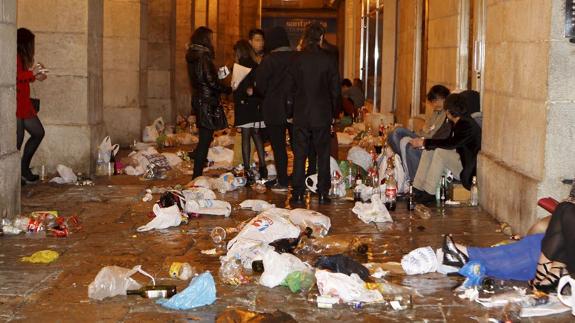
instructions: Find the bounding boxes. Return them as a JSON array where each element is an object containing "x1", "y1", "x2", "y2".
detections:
[
  {"x1": 186, "y1": 44, "x2": 231, "y2": 129},
  {"x1": 233, "y1": 59, "x2": 263, "y2": 126},
  {"x1": 289, "y1": 47, "x2": 340, "y2": 128},
  {"x1": 424, "y1": 117, "x2": 482, "y2": 190},
  {"x1": 255, "y1": 48, "x2": 296, "y2": 126}
]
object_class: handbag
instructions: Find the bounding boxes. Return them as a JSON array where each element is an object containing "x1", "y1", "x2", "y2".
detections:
[{"x1": 205, "y1": 103, "x2": 228, "y2": 131}]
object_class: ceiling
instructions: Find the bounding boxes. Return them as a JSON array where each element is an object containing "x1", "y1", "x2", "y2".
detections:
[{"x1": 262, "y1": 0, "x2": 341, "y2": 10}]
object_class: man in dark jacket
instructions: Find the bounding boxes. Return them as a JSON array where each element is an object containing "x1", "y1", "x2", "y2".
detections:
[
  {"x1": 255, "y1": 26, "x2": 294, "y2": 192},
  {"x1": 289, "y1": 22, "x2": 341, "y2": 204},
  {"x1": 409, "y1": 93, "x2": 482, "y2": 204}
]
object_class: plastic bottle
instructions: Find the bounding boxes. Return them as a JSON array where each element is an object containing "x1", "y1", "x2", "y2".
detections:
[
  {"x1": 385, "y1": 175, "x2": 397, "y2": 211},
  {"x1": 470, "y1": 176, "x2": 479, "y2": 206},
  {"x1": 414, "y1": 204, "x2": 432, "y2": 219},
  {"x1": 354, "y1": 179, "x2": 363, "y2": 202}
]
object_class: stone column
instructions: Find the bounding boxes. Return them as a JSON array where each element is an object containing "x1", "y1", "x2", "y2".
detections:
[
  {"x1": 0, "y1": 0, "x2": 19, "y2": 217},
  {"x1": 103, "y1": 0, "x2": 148, "y2": 147},
  {"x1": 379, "y1": 0, "x2": 397, "y2": 113},
  {"x1": 17, "y1": 0, "x2": 104, "y2": 174},
  {"x1": 174, "y1": 0, "x2": 192, "y2": 118}
]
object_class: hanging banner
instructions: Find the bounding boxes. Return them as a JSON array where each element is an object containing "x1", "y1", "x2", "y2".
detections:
[{"x1": 262, "y1": 17, "x2": 338, "y2": 49}]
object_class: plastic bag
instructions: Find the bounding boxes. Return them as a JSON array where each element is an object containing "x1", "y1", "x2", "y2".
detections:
[
  {"x1": 207, "y1": 146, "x2": 234, "y2": 165},
  {"x1": 282, "y1": 270, "x2": 316, "y2": 293},
  {"x1": 88, "y1": 265, "x2": 147, "y2": 300},
  {"x1": 213, "y1": 134, "x2": 234, "y2": 147},
  {"x1": 225, "y1": 238, "x2": 275, "y2": 269},
  {"x1": 347, "y1": 146, "x2": 372, "y2": 171},
  {"x1": 259, "y1": 249, "x2": 308, "y2": 288},
  {"x1": 184, "y1": 199, "x2": 232, "y2": 217},
  {"x1": 21, "y1": 250, "x2": 59, "y2": 263},
  {"x1": 137, "y1": 204, "x2": 182, "y2": 232},
  {"x1": 401, "y1": 246, "x2": 438, "y2": 275},
  {"x1": 315, "y1": 270, "x2": 383, "y2": 303},
  {"x1": 143, "y1": 117, "x2": 165, "y2": 143},
  {"x1": 219, "y1": 257, "x2": 251, "y2": 285},
  {"x1": 227, "y1": 209, "x2": 300, "y2": 250},
  {"x1": 50, "y1": 165, "x2": 77, "y2": 184},
  {"x1": 315, "y1": 254, "x2": 370, "y2": 281},
  {"x1": 337, "y1": 132, "x2": 354, "y2": 146},
  {"x1": 458, "y1": 261, "x2": 486, "y2": 288},
  {"x1": 98, "y1": 136, "x2": 119, "y2": 161},
  {"x1": 288, "y1": 209, "x2": 331, "y2": 238},
  {"x1": 377, "y1": 153, "x2": 408, "y2": 194},
  {"x1": 187, "y1": 176, "x2": 212, "y2": 189},
  {"x1": 162, "y1": 152, "x2": 183, "y2": 167},
  {"x1": 157, "y1": 272, "x2": 216, "y2": 310},
  {"x1": 239, "y1": 199, "x2": 275, "y2": 212},
  {"x1": 182, "y1": 187, "x2": 217, "y2": 201},
  {"x1": 352, "y1": 194, "x2": 393, "y2": 224}
]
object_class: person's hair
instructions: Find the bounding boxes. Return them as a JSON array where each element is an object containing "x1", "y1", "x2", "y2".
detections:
[
  {"x1": 233, "y1": 39, "x2": 257, "y2": 65},
  {"x1": 301, "y1": 22, "x2": 325, "y2": 51},
  {"x1": 426, "y1": 85, "x2": 451, "y2": 102},
  {"x1": 190, "y1": 26, "x2": 214, "y2": 57},
  {"x1": 342, "y1": 79, "x2": 352, "y2": 87},
  {"x1": 353, "y1": 78, "x2": 363, "y2": 89},
  {"x1": 248, "y1": 28, "x2": 264, "y2": 40},
  {"x1": 17, "y1": 28, "x2": 35, "y2": 70},
  {"x1": 444, "y1": 93, "x2": 468, "y2": 117}
]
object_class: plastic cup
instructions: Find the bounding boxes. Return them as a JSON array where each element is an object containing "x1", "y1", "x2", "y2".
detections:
[{"x1": 210, "y1": 227, "x2": 226, "y2": 244}]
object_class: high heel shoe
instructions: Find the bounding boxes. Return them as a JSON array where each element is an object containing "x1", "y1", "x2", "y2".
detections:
[
  {"x1": 530, "y1": 262, "x2": 568, "y2": 294},
  {"x1": 442, "y1": 235, "x2": 469, "y2": 268}
]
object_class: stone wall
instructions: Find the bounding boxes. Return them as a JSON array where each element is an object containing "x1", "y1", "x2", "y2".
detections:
[
  {"x1": 174, "y1": 0, "x2": 192, "y2": 118},
  {"x1": 395, "y1": 0, "x2": 418, "y2": 126},
  {"x1": 479, "y1": 0, "x2": 575, "y2": 234},
  {"x1": 103, "y1": 0, "x2": 147, "y2": 147},
  {"x1": 17, "y1": 0, "x2": 104, "y2": 174},
  {"x1": 0, "y1": 0, "x2": 19, "y2": 217}
]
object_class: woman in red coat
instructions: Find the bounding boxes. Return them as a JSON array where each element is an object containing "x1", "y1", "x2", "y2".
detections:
[{"x1": 17, "y1": 28, "x2": 47, "y2": 184}]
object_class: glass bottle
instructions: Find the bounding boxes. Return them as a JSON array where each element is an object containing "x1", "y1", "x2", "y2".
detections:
[
  {"x1": 127, "y1": 285, "x2": 177, "y2": 299},
  {"x1": 385, "y1": 175, "x2": 397, "y2": 211},
  {"x1": 470, "y1": 176, "x2": 479, "y2": 206},
  {"x1": 354, "y1": 179, "x2": 363, "y2": 202}
]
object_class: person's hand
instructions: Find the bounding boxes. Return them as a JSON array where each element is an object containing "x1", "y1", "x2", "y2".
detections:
[
  {"x1": 246, "y1": 87, "x2": 253, "y2": 96},
  {"x1": 35, "y1": 73, "x2": 47, "y2": 81},
  {"x1": 410, "y1": 137, "x2": 424, "y2": 148}
]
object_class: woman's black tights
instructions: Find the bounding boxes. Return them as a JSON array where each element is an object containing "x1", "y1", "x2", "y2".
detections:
[
  {"x1": 241, "y1": 128, "x2": 265, "y2": 171},
  {"x1": 541, "y1": 202, "x2": 575, "y2": 273},
  {"x1": 17, "y1": 116, "x2": 45, "y2": 176}
]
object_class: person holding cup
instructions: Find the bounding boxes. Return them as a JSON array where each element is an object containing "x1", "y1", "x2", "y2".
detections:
[{"x1": 16, "y1": 28, "x2": 47, "y2": 184}]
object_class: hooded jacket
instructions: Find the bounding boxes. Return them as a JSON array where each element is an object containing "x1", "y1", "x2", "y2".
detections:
[{"x1": 186, "y1": 44, "x2": 231, "y2": 128}]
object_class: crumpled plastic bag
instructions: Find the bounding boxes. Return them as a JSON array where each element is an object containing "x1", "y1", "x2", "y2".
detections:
[
  {"x1": 187, "y1": 176, "x2": 213, "y2": 189},
  {"x1": 281, "y1": 270, "x2": 316, "y2": 293},
  {"x1": 50, "y1": 165, "x2": 77, "y2": 184},
  {"x1": 21, "y1": 250, "x2": 59, "y2": 263},
  {"x1": 352, "y1": 194, "x2": 393, "y2": 224},
  {"x1": 182, "y1": 187, "x2": 217, "y2": 201},
  {"x1": 212, "y1": 173, "x2": 238, "y2": 193},
  {"x1": 157, "y1": 271, "x2": 216, "y2": 310},
  {"x1": 213, "y1": 134, "x2": 234, "y2": 147},
  {"x1": 458, "y1": 260, "x2": 486, "y2": 288},
  {"x1": 315, "y1": 269, "x2": 384, "y2": 303},
  {"x1": 377, "y1": 153, "x2": 409, "y2": 194},
  {"x1": 288, "y1": 208, "x2": 331, "y2": 238},
  {"x1": 137, "y1": 204, "x2": 182, "y2": 232},
  {"x1": 347, "y1": 146, "x2": 372, "y2": 171},
  {"x1": 162, "y1": 152, "x2": 183, "y2": 167},
  {"x1": 227, "y1": 209, "x2": 300, "y2": 250},
  {"x1": 315, "y1": 254, "x2": 370, "y2": 281},
  {"x1": 259, "y1": 249, "x2": 309, "y2": 288},
  {"x1": 88, "y1": 265, "x2": 147, "y2": 300},
  {"x1": 125, "y1": 165, "x2": 146, "y2": 176},
  {"x1": 337, "y1": 132, "x2": 355, "y2": 145},
  {"x1": 207, "y1": 146, "x2": 234, "y2": 166},
  {"x1": 185, "y1": 199, "x2": 232, "y2": 217},
  {"x1": 239, "y1": 199, "x2": 275, "y2": 212},
  {"x1": 143, "y1": 117, "x2": 165, "y2": 143},
  {"x1": 401, "y1": 246, "x2": 438, "y2": 275},
  {"x1": 225, "y1": 238, "x2": 275, "y2": 269}
]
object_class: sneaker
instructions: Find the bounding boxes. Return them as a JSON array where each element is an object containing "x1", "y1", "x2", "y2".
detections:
[
  {"x1": 270, "y1": 183, "x2": 289, "y2": 192},
  {"x1": 22, "y1": 173, "x2": 40, "y2": 184}
]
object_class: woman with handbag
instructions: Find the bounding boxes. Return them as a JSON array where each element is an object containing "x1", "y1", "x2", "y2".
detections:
[
  {"x1": 186, "y1": 27, "x2": 231, "y2": 178},
  {"x1": 232, "y1": 40, "x2": 267, "y2": 185},
  {"x1": 16, "y1": 28, "x2": 47, "y2": 184}
]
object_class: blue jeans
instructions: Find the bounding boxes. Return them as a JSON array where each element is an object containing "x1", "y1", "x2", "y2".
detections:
[
  {"x1": 399, "y1": 136, "x2": 422, "y2": 182},
  {"x1": 468, "y1": 233, "x2": 544, "y2": 281},
  {"x1": 387, "y1": 128, "x2": 417, "y2": 155}
]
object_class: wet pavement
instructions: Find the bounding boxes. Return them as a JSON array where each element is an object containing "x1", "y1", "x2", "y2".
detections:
[{"x1": 0, "y1": 148, "x2": 572, "y2": 322}]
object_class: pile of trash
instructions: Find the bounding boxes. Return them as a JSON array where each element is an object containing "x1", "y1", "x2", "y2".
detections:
[{"x1": 1, "y1": 211, "x2": 80, "y2": 237}]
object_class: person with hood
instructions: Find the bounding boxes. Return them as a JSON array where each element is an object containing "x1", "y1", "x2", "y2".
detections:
[
  {"x1": 186, "y1": 26, "x2": 231, "y2": 179},
  {"x1": 289, "y1": 22, "x2": 341, "y2": 204},
  {"x1": 255, "y1": 26, "x2": 295, "y2": 192},
  {"x1": 232, "y1": 40, "x2": 266, "y2": 184}
]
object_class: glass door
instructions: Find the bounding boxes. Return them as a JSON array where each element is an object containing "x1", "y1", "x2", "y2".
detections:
[{"x1": 360, "y1": 0, "x2": 384, "y2": 112}]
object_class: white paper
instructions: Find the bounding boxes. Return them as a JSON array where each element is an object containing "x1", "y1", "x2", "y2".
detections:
[{"x1": 231, "y1": 63, "x2": 252, "y2": 90}]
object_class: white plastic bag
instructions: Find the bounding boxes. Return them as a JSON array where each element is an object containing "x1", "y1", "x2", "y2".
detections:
[
  {"x1": 50, "y1": 165, "x2": 77, "y2": 184},
  {"x1": 207, "y1": 146, "x2": 234, "y2": 164},
  {"x1": 259, "y1": 249, "x2": 308, "y2": 288},
  {"x1": 213, "y1": 134, "x2": 234, "y2": 147},
  {"x1": 137, "y1": 204, "x2": 182, "y2": 232},
  {"x1": 289, "y1": 209, "x2": 331, "y2": 237},
  {"x1": 125, "y1": 165, "x2": 145, "y2": 176},
  {"x1": 184, "y1": 199, "x2": 232, "y2": 217},
  {"x1": 182, "y1": 187, "x2": 217, "y2": 201},
  {"x1": 187, "y1": 176, "x2": 213, "y2": 189},
  {"x1": 351, "y1": 194, "x2": 393, "y2": 224},
  {"x1": 347, "y1": 146, "x2": 372, "y2": 171},
  {"x1": 337, "y1": 132, "x2": 354, "y2": 146},
  {"x1": 227, "y1": 208, "x2": 300, "y2": 250},
  {"x1": 88, "y1": 265, "x2": 153, "y2": 300},
  {"x1": 225, "y1": 238, "x2": 275, "y2": 269},
  {"x1": 315, "y1": 270, "x2": 383, "y2": 303},
  {"x1": 162, "y1": 152, "x2": 183, "y2": 167},
  {"x1": 378, "y1": 153, "x2": 409, "y2": 194},
  {"x1": 401, "y1": 246, "x2": 438, "y2": 275},
  {"x1": 98, "y1": 136, "x2": 120, "y2": 161},
  {"x1": 239, "y1": 199, "x2": 275, "y2": 212},
  {"x1": 143, "y1": 117, "x2": 165, "y2": 143}
]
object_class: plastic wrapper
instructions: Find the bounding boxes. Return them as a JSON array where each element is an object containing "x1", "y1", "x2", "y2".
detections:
[
  {"x1": 281, "y1": 270, "x2": 316, "y2": 293},
  {"x1": 157, "y1": 272, "x2": 216, "y2": 310},
  {"x1": 315, "y1": 269, "x2": 383, "y2": 304},
  {"x1": 259, "y1": 249, "x2": 308, "y2": 288},
  {"x1": 352, "y1": 194, "x2": 393, "y2": 224},
  {"x1": 315, "y1": 254, "x2": 370, "y2": 281},
  {"x1": 288, "y1": 209, "x2": 331, "y2": 238},
  {"x1": 21, "y1": 250, "x2": 59, "y2": 263},
  {"x1": 88, "y1": 265, "x2": 150, "y2": 300}
]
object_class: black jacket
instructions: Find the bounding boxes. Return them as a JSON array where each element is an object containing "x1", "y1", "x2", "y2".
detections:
[
  {"x1": 233, "y1": 58, "x2": 263, "y2": 126},
  {"x1": 186, "y1": 44, "x2": 231, "y2": 128},
  {"x1": 255, "y1": 48, "x2": 296, "y2": 126},
  {"x1": 424, "y1": 117, "x2": 481, "y2": 190},
  {"x1": 289, "y1": 47, "x2": 341, "y2": 128}
]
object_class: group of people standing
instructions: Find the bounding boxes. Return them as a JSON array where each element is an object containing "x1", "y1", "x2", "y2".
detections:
[{"x1": 187, "y1": 22, "x2": 340, "y2": 204}]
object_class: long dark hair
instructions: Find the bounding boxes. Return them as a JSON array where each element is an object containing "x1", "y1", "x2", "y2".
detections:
[
  {"x1": 233, "y1": 40, "x2": 257, "y2": 67},
  {"x1": 190, "y1": 26, "x2": 214, "y2": 57},
  {"x1": 17, "y1": 28, "x2": 35, "y2": 69}
]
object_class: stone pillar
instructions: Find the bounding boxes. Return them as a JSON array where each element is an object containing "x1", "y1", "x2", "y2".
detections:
[
  {"x1": 103, "y1": 0, "x2": 148, "y2": 147},
  {"x1": 379, "y1": 0, "x2": 397, "y2": 113},
  {"x1": 17, "y1": 0, "x2": 104, "y2": 174},
  {"x1": 395, "y1": 0, "x2": 418, "y2": 126},
  {"x1": 147, "y1": 0, "x2": 175, "y2": 124},
  {"x1": 478, "y1": 0, "x2": 575, "y2": 234},
  {"x1": 174, "y1": 0, "x2": 192, "y2": 118},
  {"x1": 343, "y1": 0, "x2": 361, "y2": 81},
  {"x1": 0, "y1": 0, "x2": 19, "y2": 217}
]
